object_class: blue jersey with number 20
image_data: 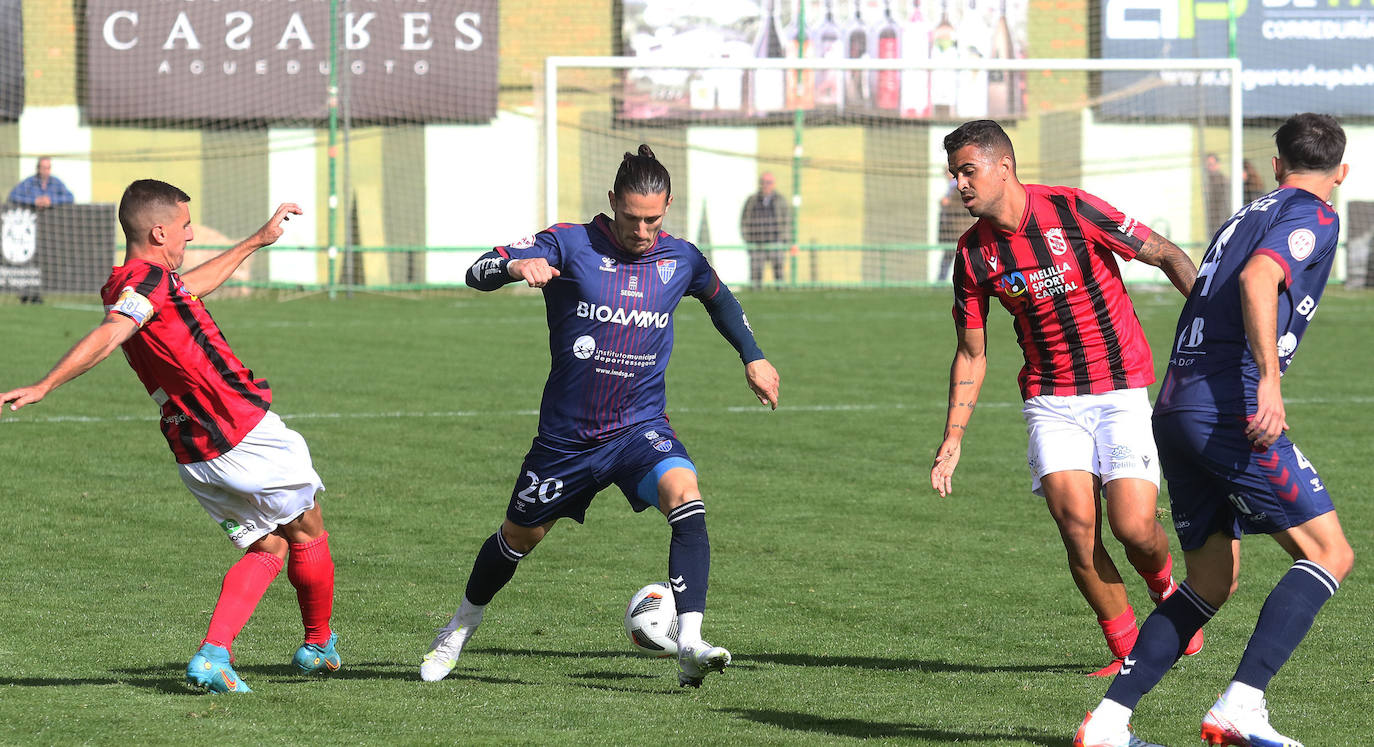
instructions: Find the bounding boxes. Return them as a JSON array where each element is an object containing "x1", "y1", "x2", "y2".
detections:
[{"x1": 1156, "y1": 187, "x2": 1340, "y2": 417}]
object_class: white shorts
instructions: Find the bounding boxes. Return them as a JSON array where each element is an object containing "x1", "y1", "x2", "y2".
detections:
[
  {"x1": 178, "y1": 411, "x2": 324, "y2": 549},
  {"x1": 1021, "y1": 387, "x2": 1159, "y2": 497}
]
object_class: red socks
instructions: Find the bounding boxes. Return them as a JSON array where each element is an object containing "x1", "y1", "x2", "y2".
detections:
[
  {"x1": 1099, "y1": 606, "x2": 1139, "y2": 658},
  {"x1": 204, "y1": 551, "x2": 283, "y2": 651},
  {"x1": 288, "y1": 533, "x2": 335, "y2": 645},
  {"x1": 1141, "y1": 553, "x2": 1175, "y2": 599}
]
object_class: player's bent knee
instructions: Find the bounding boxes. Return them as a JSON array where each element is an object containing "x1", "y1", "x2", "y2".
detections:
[
  {"x1": 249, "y1": 533, "x2": 289, "y2": 560},
  {"x1": 500, "y1": 520, "x2": 548, "y2": 554},
  {"x1": 656, "y1": 467, "x2": 701, "y2": 513},
  {"x1": 1319, "y1": 542, "x2": 1354, "y2": 582}
]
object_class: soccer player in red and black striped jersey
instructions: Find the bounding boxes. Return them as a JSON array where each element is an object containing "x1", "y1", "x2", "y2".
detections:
[
  {"x1": 928, "y1": 120, "x2": 1201, "y2": 677},
  {"x1": 1, "y1": 179, "x2": 338, "y2": 694}
]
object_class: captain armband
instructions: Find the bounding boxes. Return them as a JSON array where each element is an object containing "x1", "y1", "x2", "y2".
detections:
[{"x1": 109, "y1": 286, "x2": 156, "y2": 327}]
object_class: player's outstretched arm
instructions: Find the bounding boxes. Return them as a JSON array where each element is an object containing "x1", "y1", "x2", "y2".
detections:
[
  {"x1": 181, "y1": 203, "x2": 303, "y2": 298},
  {"x1": 1239, "y1": 253, "x2": 1288, "y2": 449},
  {"x1": 745, "y1": 359, "x2": 779, "y2": 410},
  {"x1": 1133, "y1": 232, "x2": 1198, "y2": 298},
  {"x1": 1, "y1": 314, "x2": 139, "y2": 416},
  {"x1": 931, "y1": 325, "x2": 987, "y2": 497}
]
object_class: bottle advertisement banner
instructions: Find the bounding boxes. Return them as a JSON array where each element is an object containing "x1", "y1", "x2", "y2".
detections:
[
  {"x1": 620, "y1": 0, "x2": 1029, "y2": 121},
  {"x1": 1100, "y1": 0, "x2": 1374, "y2": 118}
]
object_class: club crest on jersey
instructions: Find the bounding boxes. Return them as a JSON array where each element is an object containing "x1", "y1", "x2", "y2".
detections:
[
  {"x1": 600, "y1": 256, "x2": 617, "y2": 273},
  {"x1": 994, "y1": 271, "x2": 1027, "y2": 298},
  {"x1": 1045, "y1": 228, "x2": 1069, "y2": 256},
  {"x1": 656, "y1": 259, "x2": 676, "y2": 284}
]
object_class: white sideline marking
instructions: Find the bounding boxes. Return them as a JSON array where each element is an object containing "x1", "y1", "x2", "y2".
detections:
[{"x1": 2, "y1": 397, "x2": 1370, "y2": 426}]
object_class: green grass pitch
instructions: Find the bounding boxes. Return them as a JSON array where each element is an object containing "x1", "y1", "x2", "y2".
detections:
[{"x1": 0, "y1": 288, "x2": 1369, "y2": 744}]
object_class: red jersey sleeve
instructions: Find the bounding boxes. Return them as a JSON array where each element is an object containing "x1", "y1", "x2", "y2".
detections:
[
  {"x1": 104, "y1": 262, "x2": 170, "y2": 328},
  {"x1": 951, "y1": 242, "x2": 989, "y2": 329},
  {"x1": 1070, "y1": 188, "x2": 1152, "y2": 261}
]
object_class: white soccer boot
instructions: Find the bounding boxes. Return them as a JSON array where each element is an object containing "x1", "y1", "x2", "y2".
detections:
[
  {"x1": 420, "y1": 608, "x2": 482, "y2": 682},
  {"x1": 676, "y1": 641, "x2": 731, "y2": 688},
  {"x1": 1201, "y1": 696, "x2": 1304, "y2": 747},
  {"x1": 1073, "y1": 711, "x2": 1164, "y2": 747}
]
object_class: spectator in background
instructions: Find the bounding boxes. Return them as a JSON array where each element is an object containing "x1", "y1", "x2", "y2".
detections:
[
  {"x1": 8, "y1": 156, "x2": 74, "y2": 210},
  {"x1": 7, "y1": 156, "x2": 73, "y2": 303},
  {"x1": 1204, "y1": 153, "x2": 1229, "y2": 229},
  {"x1": 740, "y1": 172, "x2": 791, "y2": 288},
  {"x1": 1242, "y1": 159, "x2": 1265, "y2": 204}
]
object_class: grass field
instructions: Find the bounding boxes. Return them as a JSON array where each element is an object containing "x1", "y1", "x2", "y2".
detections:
[{"x1": 0, "y1": 287, "x2": 1370, "y2": 745}]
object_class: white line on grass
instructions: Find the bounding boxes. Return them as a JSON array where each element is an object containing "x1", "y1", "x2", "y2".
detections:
[{"x1": 3, "y1": 397, "x2": 1371, "y2": 426}]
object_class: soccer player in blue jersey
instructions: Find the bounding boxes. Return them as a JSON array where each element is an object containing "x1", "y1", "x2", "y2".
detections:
[
  {"x1": 1075, "y1": 114, "x2": 1354, "y2": 747},
  {"x1": 420, "y1": 145, "x2": 780, "y2": 688}
]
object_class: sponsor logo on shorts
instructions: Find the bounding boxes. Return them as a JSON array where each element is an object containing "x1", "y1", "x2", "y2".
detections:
[
  {"x1": 162, "y1": 413, "x2": 191, "y2": 425},
  {"x1": 1108, "y1": 444, "x2": 1139, "y2": 471},
  {"x1": 644, "y1": 430, "x2": 660, "y2": 441},
  {"x1": 1174, "y1": 520, "x2": 1191, "y2": 529},
  {"x1": 219, "y1": 519, "x2": 251, "y2": 543}
]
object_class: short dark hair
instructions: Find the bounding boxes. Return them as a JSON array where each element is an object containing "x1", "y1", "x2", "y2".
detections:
[
  {"x1": 1274, "y1": 113, "x2": 1345, "y2": 173},
  {"x1": 119, "y1": 179, "x2": 191, "y2": 246},
  {"x1": 613, "y1": 144, "x2": 671, "y2": 199},
  {"x1": 942, "y1": 120, "x2": 1016, "y2": 167}
]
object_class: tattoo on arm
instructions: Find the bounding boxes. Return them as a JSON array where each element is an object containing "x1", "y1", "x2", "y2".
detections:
[
  {"x1": 957, "y1": 379, "x2": 975, "y2": 386},
  {"x1": 1135, "y1": 233, "x2": 1170, "y2": 264}
]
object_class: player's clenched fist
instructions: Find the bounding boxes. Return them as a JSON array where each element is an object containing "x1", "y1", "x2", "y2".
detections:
[{"x1": 508, "y1": 258, "x2": 561, "y2": 287}]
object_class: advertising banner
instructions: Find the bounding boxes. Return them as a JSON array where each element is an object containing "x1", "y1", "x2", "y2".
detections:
[
  {"x1": 1100, "y1": 0, "x2": 1374, "y2": 117},
  {"x1": 86, "y1": 0, "x2": 497, "y2": 121},
  {"x1": 621, "y1": 0, "x2": 1030, "y2": 121}
]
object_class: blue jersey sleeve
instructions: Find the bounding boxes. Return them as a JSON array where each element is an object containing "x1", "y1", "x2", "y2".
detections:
[
  {"x1": 466, "y1": 227, "x2": 565, "y2": 290},
  {"x1": 687, "y1": 248, "x2": 765, "y2": 363},
  {"x1": 1249, "y1": 198, "x2": 1339, "y2": 290}
]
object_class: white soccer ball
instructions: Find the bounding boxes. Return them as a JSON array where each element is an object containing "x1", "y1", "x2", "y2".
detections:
[{"x1": 624, "y1": 582, "x2": 679, "y2": 657}]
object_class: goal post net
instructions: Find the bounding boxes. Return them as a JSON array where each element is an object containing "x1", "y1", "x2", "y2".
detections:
[{"x1": 545, "y1": 54, "x2": 1242, "y2": 289}]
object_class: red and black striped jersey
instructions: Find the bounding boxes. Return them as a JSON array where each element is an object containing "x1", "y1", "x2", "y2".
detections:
[
  {"x1": 102, "y1": 259, "x2": 271, "y2": 463},
  {"x1": 952, "y1": 184, "x2": 1156, "y2": 400}
]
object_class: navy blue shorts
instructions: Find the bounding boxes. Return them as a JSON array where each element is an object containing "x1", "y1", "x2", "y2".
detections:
[
  {"x1": 505, "y1": 419, "x2": 696, "y2": 527},
  {"x1": 1153, "y1": 410, "x2": 1335, "y2": 551}
]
